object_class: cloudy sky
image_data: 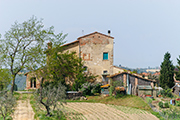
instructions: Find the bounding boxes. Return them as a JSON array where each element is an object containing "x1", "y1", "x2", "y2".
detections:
[{"x1": 1, "y1": 0, "x2": 180, "y2": 68}]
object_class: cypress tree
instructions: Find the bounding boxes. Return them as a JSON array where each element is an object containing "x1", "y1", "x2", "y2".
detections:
[
  {"x1": 175, "y1": 55, "x2": 180, "y2": 80},
  {"x1": 160, "y1": 52, "x2": 175, "y2": 89}
]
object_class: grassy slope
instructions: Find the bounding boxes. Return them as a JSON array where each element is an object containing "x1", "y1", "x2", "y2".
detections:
[
  {"x1": 67, "y1": 95, "x2": 151, "y2": 111},
  {"x1": 67, "y1": 95, "x2": 164, "y2": 119}
]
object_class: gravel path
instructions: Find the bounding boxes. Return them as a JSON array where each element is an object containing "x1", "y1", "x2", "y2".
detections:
[
  {"x1": 12, "y1": 99, "x2": 35, "y2": 120},
  {"x1": 65, "y1": 102, "x2": 159, "y2": 120}
]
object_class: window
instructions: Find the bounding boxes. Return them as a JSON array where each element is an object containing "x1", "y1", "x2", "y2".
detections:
[
  {"x1": 103, "y1": 70, "x2": 108, "y2": 74},
  {"x1": 30, "y1": 77, "x2": 36, "y2": 88},
  {"x1": 103, "y1": 52, "x2": 108, "y2": 60}
]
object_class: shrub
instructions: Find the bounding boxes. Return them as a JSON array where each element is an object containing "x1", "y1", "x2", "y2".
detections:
[
  {"x1": 160, "y1": 88, "x2": 173, "y2": 98},
  {"x1": 80, "y1": 82, "x2": 93, "y2": 96},
  {"x1": 109, "y1": 79, "x2": 124, "y2": 96},
  {"x1": 162, "y1": 108, "x2": 180, "y2": 120},
  {"x1": 159, "y1": 101, "x2": 163, "y2": 108},
  {"x1": 80, "y1": 82, "x2": 102, "y2": 96},
  {"x1": 146, "y1": 97, "x2": 152, "y2": 104},
  {"x1": 176, "y1": 101, "x2": 180, "y2": 106},
  {"x1": 115, "y1": 90, "x2": 126, "y2": 98},
  {"x1": 0, "y1": 90, "x2": 16, "y2": 120},
  {"x1": 164, "y1": 102, "x2": 169, "y2": 108},
  {"x1": 92, "y1": 83, "x2": 102, "y2": 94}
]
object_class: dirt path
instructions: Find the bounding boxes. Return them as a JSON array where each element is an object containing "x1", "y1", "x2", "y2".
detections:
[
  {"x1": 12, "y1": 99, "x2": 35, "y2": 120},
  {"x1": 65, "y1": 102, "x2": 159, "y2": 120}
]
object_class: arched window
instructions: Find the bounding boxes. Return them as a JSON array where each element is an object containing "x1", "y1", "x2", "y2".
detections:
[{"x1": 30, "y1": 77, "x2": 36, "y2": 88}]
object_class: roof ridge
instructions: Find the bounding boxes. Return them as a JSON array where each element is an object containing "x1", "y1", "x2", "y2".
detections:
[{"x1": 77, "y1": 31, "x2": 114, "y2": 39}]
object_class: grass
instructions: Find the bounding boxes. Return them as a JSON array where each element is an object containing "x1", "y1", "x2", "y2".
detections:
[
  {"x1": 67, "y1": 95, "x2": 166, "y2": 119},
  {"x1": 12, "y1": 92, "x2": 164, "y2": 119},
  {"x1": 107, "y1": 104, "x2": 148, "y2": 114},
  {"x1": 67, "y1": 95, "x2": 152, "y2": 111}
]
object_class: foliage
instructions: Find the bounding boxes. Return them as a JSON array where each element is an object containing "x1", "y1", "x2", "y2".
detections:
[
  {"x1": 80, "y1": 82, "x2": 94, "y2": 96},
  {"x1": 79, "y1": 82, "x2": 102, "y2": 96},
  {"x1": 161, "y1": 108, "x2": 180, "y2": 120},
  {"x1": 164, "y1": 102, "x2": 169, "y2": 108},
  {"x1": 30, "y1": 94, "x2": 66, "y2": 120},
  {"x1": 0, "y1": 90, "x2": 16, "y2": 120},
  {"x1": 151, "y1": 111, "x2": 165, "y2": 120},
  {"x1": 34, "y1": 82, "x2": 66, "y2": 117},
  {"x1": 176, "y1": 100, "x2": 180, "y2": 106},
  {"x1": 109, "y1": 79, "x2": 124, "y2": 96},
  {"x1": 0, "y1": 69, "x2": 11, "y2": 90},
  {"x1": 159, "y1": 101, "x2": 163, "y2": 108},
  {"x1": 115, "y1": 90, "x2": 126, "y2": 98},
  {"x1": 42, "y1": 44, "x2": 97, "y2": 91},
  {"x1": 91, "y1": 83, "x2": 102, "y2": 94},
  {"x1": 160, "y1": 88, "x2": 173, "y2": 98},
  {"x1": 159, "y1": 52, "x2": 175, "y2": 89},
  {"x1": 0, "y1": 16, "x2": 67, "y2": 94},
  {"x1": 146, "y1": 97, "x2": 152, "y2": 104},
  {"x1": 175, "y1": 55, "x2": 180, "y2": 80}
]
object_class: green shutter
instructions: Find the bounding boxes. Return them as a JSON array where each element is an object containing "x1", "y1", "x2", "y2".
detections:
[{"x1": 103, "y1": 53, "x2": 108, "y2": 60}]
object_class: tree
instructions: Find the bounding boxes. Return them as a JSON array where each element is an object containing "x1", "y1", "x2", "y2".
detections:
[
  {"x1": 0, "y1": 69, "x2": 11, "y2": 90},
  {"x1": 159, "y1": 52, "x2": 175, "y2": 89},
  {"x1": 34, "y1": 82, "x2": 66, "y2": 117},
  {"x1": 42, "y1": 44, "x2": 97, "y2": 91},
  {"x1": 0, "y1": 16, "x2": 67, "y2": 94},
  {"x1": 175, "y1": 55, "x2": 180, "y2": 80},
  {"x1": 0, "y1": 90, "x2": 16, "y2": 120}
]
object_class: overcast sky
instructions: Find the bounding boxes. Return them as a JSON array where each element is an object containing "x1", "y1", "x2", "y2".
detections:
[{"x1": 1, "y1": 0, "x2": 180, "y2": 68}]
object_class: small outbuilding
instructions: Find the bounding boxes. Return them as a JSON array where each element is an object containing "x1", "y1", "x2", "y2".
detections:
[{"x1": 108, "y1": 72, "x2": 156, "y2": 96}]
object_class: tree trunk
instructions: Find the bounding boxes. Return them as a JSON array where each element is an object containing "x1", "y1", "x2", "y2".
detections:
[
  {"x1": 39, "y1": 77, "x2": 51, "y2": 116},
  {"x1": 45, "y1": 106, "x2": 51, "y2": 116},
  {"x1": 10, "y1": 76, "x2": 15, "y2": 94}
]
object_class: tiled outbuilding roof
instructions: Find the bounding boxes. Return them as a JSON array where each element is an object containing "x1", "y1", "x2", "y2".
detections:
[{"x1": 108, "y1": 72, "x2": 156, "y2": 82}]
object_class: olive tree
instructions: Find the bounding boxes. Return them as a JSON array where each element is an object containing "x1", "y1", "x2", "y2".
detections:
[
  {"x1": 0, "y1": 16, "x2": 67, "y2": 94},
  {"x1": 34, "y1": 82, "x2": 66, "y2": 117},
  {"x1": 0, "y1": 90, "x2": 16, "y2": 120}
]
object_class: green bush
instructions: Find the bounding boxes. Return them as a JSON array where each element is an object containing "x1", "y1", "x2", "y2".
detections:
[
  {"x1": 80, "y1": 82, "x2": 102, "y2": 96},
  {"x1": 159, "y1": 101, "x2": 163, "y2": 108},
  {"x1": 115, "y1": 90, "x2": 126, "y2": 98},
  {"x1": 160, "y1": 88, "x2": 173, "y2": 98},
  {"x1": 176, "y1": 101, "x2": 180, "y2": 106},
  {"x1": 162, "y1": 108, "x2": 180, "y2": 120},
  {"x1": 109, "y1": 79, "x2": 124, "y2": 96},
  {"x1": 146, "y1": 97, "x2": 153, "y2": 104},
  {"x1": 164, "y1": 102, "x2": 169, "y2": 108},
  {"x1": 92, "y1": 83, "x2": 102, "y2": 94}
]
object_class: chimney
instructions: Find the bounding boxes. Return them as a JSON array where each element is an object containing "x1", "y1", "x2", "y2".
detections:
[
  {"x1": 108, "y1": 30, "x2": 111, "y2": 36},
  {"x1": 47, "y1": 42, "x2": 52, "y2": 49}
]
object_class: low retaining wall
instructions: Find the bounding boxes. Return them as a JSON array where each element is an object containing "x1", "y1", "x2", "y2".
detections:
[{"x1": 66, "y1": 91, "x2": 83, "y2": 99}]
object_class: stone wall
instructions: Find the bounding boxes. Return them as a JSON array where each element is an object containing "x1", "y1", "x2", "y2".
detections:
[
  {"x1": 25, "y1": 72, "x2": 41, "y2": 90},
  {"x1": 79, "y1": 32, "x2": 114, "y2": 82}
]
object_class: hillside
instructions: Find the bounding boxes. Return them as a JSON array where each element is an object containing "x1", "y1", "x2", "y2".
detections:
[
  {"x1": 8, "y1": 70, "x2": 28, "y2": 90},
  {"x1": 15, "y1": 74, "x2": 26, "y2": 90}
]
